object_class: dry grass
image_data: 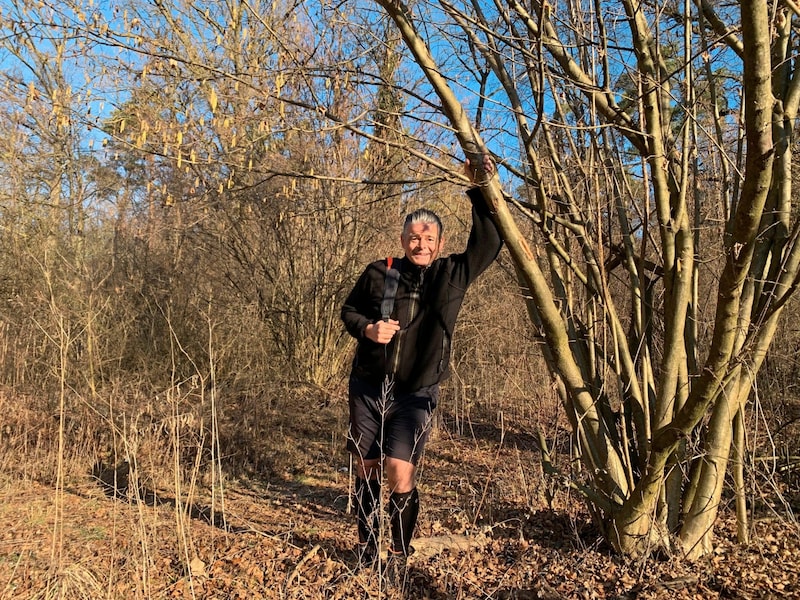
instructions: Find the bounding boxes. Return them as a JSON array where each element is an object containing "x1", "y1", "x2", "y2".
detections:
[{"x1": 0, "y1": 377, "x2": 799, "y2": 599}]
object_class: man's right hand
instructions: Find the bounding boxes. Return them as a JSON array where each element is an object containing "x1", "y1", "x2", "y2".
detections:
[
  {"x1": 465, "y1": 154, "x2": 495, "y2": 183},
  {"x1": 364, "y1": 319, "x2": 400, "y2": 344}
]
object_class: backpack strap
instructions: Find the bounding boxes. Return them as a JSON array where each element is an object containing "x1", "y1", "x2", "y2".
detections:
[{"x1": 381, "y1": 257, "x2": 401, "y2": 322}]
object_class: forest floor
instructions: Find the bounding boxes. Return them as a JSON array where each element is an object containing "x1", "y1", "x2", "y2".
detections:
[{"x1": 1, "y1": 392, "x2": 799, "y2": 599}]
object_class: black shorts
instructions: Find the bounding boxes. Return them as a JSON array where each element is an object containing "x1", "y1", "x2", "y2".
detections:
[{"x1": 347, "y1": 376, "x2": 438, "y2": 465}]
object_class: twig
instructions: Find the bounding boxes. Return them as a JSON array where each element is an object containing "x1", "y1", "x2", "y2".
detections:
[{"x1": 285, "y1": 544, "x2": 320, "y2": 589}]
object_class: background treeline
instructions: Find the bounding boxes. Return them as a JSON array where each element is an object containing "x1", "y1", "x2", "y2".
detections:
[{"x1": 0, "y1": 0, "x2": 545, "y2": 492}]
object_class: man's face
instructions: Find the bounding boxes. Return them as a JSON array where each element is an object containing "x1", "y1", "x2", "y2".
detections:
[{"x1": 401, "y1": 222, "x2": 443, "y2": 267}]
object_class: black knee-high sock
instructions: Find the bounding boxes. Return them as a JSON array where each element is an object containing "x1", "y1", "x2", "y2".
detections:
[
  {"x1": 355, "y1": 477, "x2": 382, "y2": 547},
  {"x1": 389, "y1": 488, "x2": 419, "y2": 555}
]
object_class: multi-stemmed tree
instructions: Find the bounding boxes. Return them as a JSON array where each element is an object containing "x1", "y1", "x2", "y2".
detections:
[{"x1": 373, "y1": 0, "x2": 800, "y2": 558}]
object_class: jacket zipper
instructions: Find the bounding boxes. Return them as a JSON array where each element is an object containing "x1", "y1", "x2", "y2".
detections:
[{"x1": 389, "y1": 268, "x2": 424, "y2": 375}]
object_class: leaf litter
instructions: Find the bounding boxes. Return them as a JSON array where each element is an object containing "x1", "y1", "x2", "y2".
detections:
[{"x1": 0, "y1": 399, "x2": 798, "y2": 599}]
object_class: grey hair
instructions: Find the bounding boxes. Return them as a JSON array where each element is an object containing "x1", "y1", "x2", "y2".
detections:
[{"x1": 403, "y1": 208, "x2": 443, "y2": 239}]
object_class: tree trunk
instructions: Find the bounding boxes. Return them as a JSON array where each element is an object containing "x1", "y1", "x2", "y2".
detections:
[{"x1": 372, "y1": 0, "x2": 800, "y2": 559}]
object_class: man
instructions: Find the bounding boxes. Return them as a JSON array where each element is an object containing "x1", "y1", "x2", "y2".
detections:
[{"x1": 340, "y1": 156, "x2": 502, "y2": 570}]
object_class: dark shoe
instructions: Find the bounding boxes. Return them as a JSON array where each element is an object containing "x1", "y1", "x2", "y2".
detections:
[
  {"x1": 383, "y1": 549, "x2": 408, "y2": 589},
  {"x1": 355, "y1": 543, "x2": 378, "y2": 571}
]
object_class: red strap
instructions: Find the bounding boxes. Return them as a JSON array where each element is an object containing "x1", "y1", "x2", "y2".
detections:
[{"x1": 387, "y1": 256, "x2": 393, "y2": 269}]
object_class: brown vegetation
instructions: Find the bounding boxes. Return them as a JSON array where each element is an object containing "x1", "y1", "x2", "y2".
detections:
[
  {"x1": 1, "y1": 1, "x2": 800, "y2": 597},
  {"x1": 1, "y1": 371, "x2": 799, "y2": 599}
]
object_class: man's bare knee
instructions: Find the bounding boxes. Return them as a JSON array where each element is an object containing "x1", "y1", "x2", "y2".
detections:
[
  {"x1": 356, "y1": 458, "x2": 381, "y2": 480},
  {"x1": 385, "y1": 457, "x2": 416, "y2": 493}
]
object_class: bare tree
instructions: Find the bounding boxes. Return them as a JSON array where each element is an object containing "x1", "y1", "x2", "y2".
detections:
[{"x1": 372, "y1": 0, "x2": 800, "y2": 558}]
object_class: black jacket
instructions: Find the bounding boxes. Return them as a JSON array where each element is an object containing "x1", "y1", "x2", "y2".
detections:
[{"x1": 341, "y1": 187, "x2": 503, "y2": 393}]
